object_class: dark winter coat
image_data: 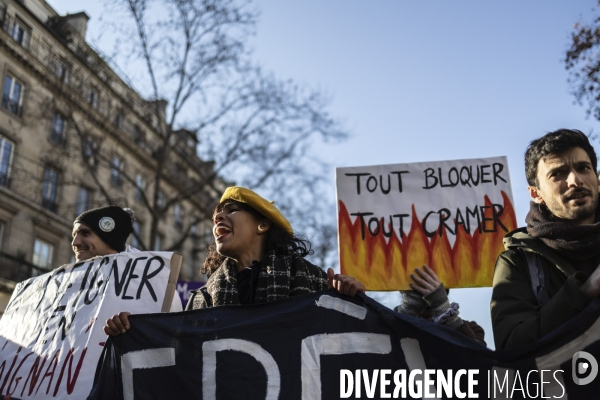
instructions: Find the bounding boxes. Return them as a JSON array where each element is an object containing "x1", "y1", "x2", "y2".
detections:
[{"x1": 490, "y1": 228, "x2": 591, "y2": 349}]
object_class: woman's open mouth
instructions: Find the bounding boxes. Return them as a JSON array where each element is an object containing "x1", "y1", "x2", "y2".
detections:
[{"x1": 214, "y1": 224, "x2": 232, "y2": 240}]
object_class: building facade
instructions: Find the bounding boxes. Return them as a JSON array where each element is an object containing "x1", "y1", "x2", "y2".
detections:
[{"x1": 0, "y1": 0, "x2": 221, "y2": 314}]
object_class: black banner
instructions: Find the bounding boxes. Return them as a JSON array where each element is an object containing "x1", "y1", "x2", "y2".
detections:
[{"x1": 87, "y1": 290, "x2": 600, "y2": 399}]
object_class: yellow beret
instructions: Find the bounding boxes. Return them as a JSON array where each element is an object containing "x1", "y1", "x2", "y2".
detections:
[{"x1": 220, "y1": 186, "x2": 293, "y2": 235}]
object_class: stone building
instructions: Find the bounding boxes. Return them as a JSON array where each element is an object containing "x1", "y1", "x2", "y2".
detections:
[{"x1": 0, "y1": 0, "x2": 221, "y2": 314}]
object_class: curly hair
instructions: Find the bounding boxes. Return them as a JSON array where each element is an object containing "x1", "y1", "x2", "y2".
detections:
[
  {"x1": 201, "y1": 200, "x2": 313, "y2": 275},
  {"x1": 525, "y1": 129, "x2": 597, "y2": 186}
]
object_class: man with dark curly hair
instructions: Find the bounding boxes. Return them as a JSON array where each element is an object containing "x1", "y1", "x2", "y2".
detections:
[{"x1": 491, "y1": 129, "x2": 600, "y2": 349}]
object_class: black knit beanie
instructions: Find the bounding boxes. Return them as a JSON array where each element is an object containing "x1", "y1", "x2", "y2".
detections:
[{"x1": 74, "y1": 206, "x2": 134, "y2": 252}]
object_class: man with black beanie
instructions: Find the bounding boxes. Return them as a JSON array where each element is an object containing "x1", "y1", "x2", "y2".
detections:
[
  {"x1": 73, "y1": 205, "x2": 184, "y2": 313},
  {"x1": 72, "y1": 205, "x2": 135, "y2": 261},
  {"x1": 491, "y1": 129, "x2": 600, "y2": 349}
]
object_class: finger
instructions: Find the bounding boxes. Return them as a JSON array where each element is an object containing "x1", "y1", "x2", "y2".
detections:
[
  {"x1": 410, "y1": 273, "x2": 429, "y2": 287},
  {"x1": 118, "y1": 312, "x2": 131, "y2": 331},
  {"x1": 333, "y1": 274, "x2": 348, "y2": 294},
  {"x1": 110, "y1": 314, "x2": 125, "y2": 333},
  {"x1": 422, "y1": 265, "x2": 441, "y2": 284},
  {"x1": 342, "y1": 277, "x2": 352, "y2": 295},
  {"x1": 347, "y1": 279, "x2": 366, "y2": 296},
  {"x1": 336, "y1": 276, "x2": 366, "y2": 297},
  {"x1": 421, "y1": 264, "x2": 436, "y2": 279},
  {"x1": 415, "y1": 267, "x2": 436, "y2": 285},
  {"x1": 411, "y1": 273, "x2": 436, "y2": 292},
  {"x1": 336, "y1": 275, "x2": 346, "y2": 293},
  {"x1": 346, "y1": 281, "x2": 357, "y2": 297},
  {"x1": 327, "y1": 268, "x2": 335, "y2": 289},
  {"x1": 409, "y1": 282, "x2": 427, "y2": 296},
  {"x1": 355, "y1": 280, "x2": 366, "y2": 294},
  {"x1": 104, "y1": 319, "x2": 120, "y2": 336}
]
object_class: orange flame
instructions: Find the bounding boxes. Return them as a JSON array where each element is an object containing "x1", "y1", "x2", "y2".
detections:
[{"x1": 339, "y1": 191, "x2": 517, "y2": 290}]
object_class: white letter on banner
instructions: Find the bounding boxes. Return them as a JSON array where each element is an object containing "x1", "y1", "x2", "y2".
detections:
[
  {"x1": 340, "y1": 369, "x2": 353, "y2": 398},
  {"x1": 202, "y1": 339, "x2": 280, "y2": 400},
  {"x1": 301, "y1": 333, "x2": 392, "y2": 400},
  {"x1": 122, "y1": 348, "x2": 176, "y2": 400},
  {"x1": 315, "y1": 295, "x2": 367, "y2": 319}
]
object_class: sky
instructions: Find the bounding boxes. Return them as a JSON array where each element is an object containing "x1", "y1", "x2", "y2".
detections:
[{"x1": 52, "y1": 0, "x2": 600, "y2": 349}]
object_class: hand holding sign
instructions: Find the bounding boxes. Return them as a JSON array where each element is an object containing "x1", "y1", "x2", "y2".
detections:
[{"x1": 409, "y1": 265, "x2": 442, "y2": 296}]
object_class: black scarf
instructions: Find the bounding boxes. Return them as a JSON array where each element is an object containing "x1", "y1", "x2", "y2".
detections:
[{"x1": 525, "y1": 201, "x2": 600, "y2": 265}]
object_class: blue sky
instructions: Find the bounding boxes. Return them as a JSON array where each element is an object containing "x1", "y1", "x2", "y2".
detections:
[{"x1": 53, "y1": 0, "x2": 600, "y2": 349}]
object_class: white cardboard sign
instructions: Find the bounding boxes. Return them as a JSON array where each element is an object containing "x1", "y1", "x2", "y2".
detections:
[
  {"x1": 0, "y1": 251, "x2": 181, "y2": 399},
  {"x1": 336, "y1": 156, "x2": 516, "y2": 290}
]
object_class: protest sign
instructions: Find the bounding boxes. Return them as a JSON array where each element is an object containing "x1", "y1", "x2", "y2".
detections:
[
  {"x1": 336, "y1": 156, "x2": 517, "y2": 290},
  {"x1": 0, "y1": 251, "x2": 181, "y2": 399},
  {"x1": 88, "y1": 290, "x2": 600, "y2": 400}
]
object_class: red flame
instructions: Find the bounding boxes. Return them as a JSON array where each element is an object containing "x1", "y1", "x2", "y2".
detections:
[{"x1": 339, "y1": 191, "x2": 517, "y2": 290}]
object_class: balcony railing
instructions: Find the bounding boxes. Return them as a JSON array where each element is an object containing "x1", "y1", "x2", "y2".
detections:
[
  {"x1": 0, "y1": 251, "x2": 48, "y2": 289},
  {"x1": 41, "y1": 198, "x2": 58, "y2": 212},
  {"x1": 1, "y1": 94, "x2": 21, "y2": 116},
  {"x1": 50, "y1": 129, "x2": 66, "y2": 146},
  {"x1": 0, "y1": 174, "x2": 9, "y2": 188}
]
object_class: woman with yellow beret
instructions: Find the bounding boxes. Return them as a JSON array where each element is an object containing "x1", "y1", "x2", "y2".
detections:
[
  {"x1": 188, "y1": 186, "x2": 365, "y2": 309},
  {"x1": 104, "y1": 186, "x2": 365, "y2": 334}
]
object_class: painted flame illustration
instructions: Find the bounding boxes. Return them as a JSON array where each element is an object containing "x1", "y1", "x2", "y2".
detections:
[{"x1": 338, "y1": 191, "x2": 517, "y2": 290}]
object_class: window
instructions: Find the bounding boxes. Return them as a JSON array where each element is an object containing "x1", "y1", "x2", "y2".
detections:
[
  {"x1": 75, "y1": 187, "x2": 89, "y2": 216},
  {"x1": 113, "y1": 110, "x2": 123, "y2": 129},
  {"x1": 157, "y1": 191, "x2": 165, "y2": 208},
  {"x1": 133, "y1": 125, "x2": 145, "y2": 146},
  {"x1": 186, "y1": 136, "x2": 196, "y2": 149},
  {"x1": 174, "y1": 203, "x2": 183, "y2": 229},
  {"x1": 110, "y1": 156, "x2": 123, "y2": 186},
  {"x1": 130, "y1": 220, "x2": 141, "y2": 248},
  {"x1": 82, "y1": 137, "x2": 95, "y2": 158},
  {"x1": 10, "y1": 18, "x2": 30, "y2": 48},
  {"x1": 2, "y1": 75, "x2": 23, "y2": 116},
  {"x1": 0, "y1": 135, "x2": 14, "y2": 188},
  {"x1": 82, "y1": 137, "x2": 97, "y2": 167},
  {"x1": 55, "y1": 60, "x2": 70, "y2": 84},
  {"x1": 50, "y1": 112, "x2": 66, "y2": 144},
  {"x1": 86, "y1": 87, "x2": 98, "y2": 108},
  {"x1": 0, "y1": 7, "x2": 7, "y2": 26},
  {"x1": 135, "y1": 174, "x2": 145, "y2": 201},
  {"x1": 42, "y1": 167, "x2": 59, "y2": 212},
  {"x1": 33, "y1": 238, "x2": 53, "y2": 269}
]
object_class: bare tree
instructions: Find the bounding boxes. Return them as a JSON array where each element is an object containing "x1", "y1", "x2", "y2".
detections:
[
  {"x1": 59, "y1": 0, "x2": 348, "y2": 265},
  {"x1": 566, "y1": 4, "x2": 600, "y2": 122}
]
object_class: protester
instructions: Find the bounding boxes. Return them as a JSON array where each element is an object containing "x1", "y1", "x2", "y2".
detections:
[
  {"x1": 104, "y1": 186, "x2": 365, "y2": 334},
  {"x1": 73, "y1": 205, "x2": 183, "y2": 312},
  {"x1": 395, "y1": 264, "x2": 486, "y2": 346},
  {"x1": 72, "y1": 205, "x2": 135, "y2": 261},
  {"x1": 491, "y1": 129, "x2": 600, "y2": 349}
]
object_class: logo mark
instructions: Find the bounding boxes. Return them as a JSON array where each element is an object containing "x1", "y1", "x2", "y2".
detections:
[
  {"x1": 572, "y1": 351, "x2": 598, "y2": 385},
  {"x1": 99, "y1": 217, "x2": 115, "y2": 232}
]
